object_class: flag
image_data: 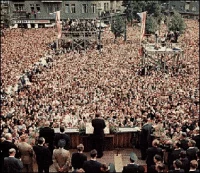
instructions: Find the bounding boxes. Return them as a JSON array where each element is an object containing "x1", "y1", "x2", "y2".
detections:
[
  {"x1": 137, "y1": 11, "x2": 147, "y2": 56},
  {"x1": 137, "y1": 11, "x2": 147, "y2": 41},
  {"x1": 56, "y1": 11, "x2": 62, "y2": 39}
]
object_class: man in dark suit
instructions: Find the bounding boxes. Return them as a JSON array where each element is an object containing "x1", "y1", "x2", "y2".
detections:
[
  {"x1": 168, "y1": 141, "x2": 183, "y2": 169},
  {"x1": 122, "y1": 152, "x2": 141, "y2": 173},
  {"x1": 54, "y1": 126, "x2": 70, "y2": 150},
  {"x1": 83, "y1": 149, "x2": 102, "y2": 173},
  {"x1": 3, "y1": 148, "x2": 23, "y2": 173},
  {"x1": 146, "y1": 139, "x2": 163, "y2": 173},
  {"x1": 91, "y1": 112, "x2": 106, "y2": 158},
  {"x1": 139, "y1": 117, "x2": 153, "y2": 160},
  {"x1": 168, "y1": 159, "x2": 185, "y2": 173},
  {"x1": 33, "y1": 137, "x2": 52, "y2": 173},
  {"x1": 192, "y1": 128, "x2": 200, "y2": 149},
  {"x1": 179, "y1": 132, "x2": 189, "y2": 151},
  {"x1": 0, "y1": 133, "x2": 20, "y2": 172},
  {"x1": 186, "y1": 140, "x2": 199, "y2": 162},
  {"x1": 179, "y1": 151, "x2": 190, "y2": 173},
  {"x1": 71, "y1": 143, "x2": 87, "y2": 171},
  {"x1": 39, "y1": 121, "x2": 55, "y2": 155},
  {"x1": 0, "y1": 133, "x2": 20, "y2": 158}
]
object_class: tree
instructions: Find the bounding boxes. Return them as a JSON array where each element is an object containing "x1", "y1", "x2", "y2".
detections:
[
  {"x1": 145, "y1": 16, "x2": 158, "y2": 34},
  {"x1": 123, "y1": 0, "x2": 147, "y2": 25},
  {"x1": 168, "y1": 10, "x2": 186, "y2": 34},
  {"x1": 111, "y1": 15, "x2": 126, "y2": 43}
]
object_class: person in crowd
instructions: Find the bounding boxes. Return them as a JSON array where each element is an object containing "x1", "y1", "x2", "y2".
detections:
[
  {"x1": 91, "y1": 112, "x2": 106, "y2": 158},
  {"x1": 168, "y1": 141, "x2": 183, "y2": 170},
  {"x1": 3, "y1": 148, "x2": 23, "y2": 173},
  {"x1": 17, "y1": 134, "x2": 33, "y2": 172},
  {"x1": 54, "y1": 126, "x2": 70, "y2": 150},
  {"x1": 192, "y1": 127, "x2": 200, "y2": 149},
  {"x1": 155, "y1": 162, "x2": 165, "y2": 173},
  {"x1": 179, "y1": 151, "x2": 190, "y2": 173},
  {"x1": 146, "y1": 139, "x2": 163, "y2": 173},
  {"x1": 71, "y1": 144, "x2": 87, "y2": 171},
  {"x1": 122, "y1": 152, "x2": 141, "y2": 173},
  {"x1": 0, "y1": 133, "x2": 20, "y2": 158},
  {"x1": 140, "y1": 117, "x2": 153, "y2": 160},
  {"x1": 33, "y1": 137, "x2": 52, "y2": 173},
  {"x1": 83, "y1": 149, "x2": 102, "y2": 173},
  {"x1": 179, "y1": 132, "x2": 189, "y2": 151},
  {"x1": 186, "y1": 140, "x2": 199, "y2": 162},
  {"x1": 196, "y1": 151, "x2": 200, "y2": 171},
  {"x1": 149, "y1": 154, "x2": 163, "y2": 173},
  {"x1": 39, "y1": 121, "x2": 55, "y2": 155},
  {"x1": 168, "y1": 159, "x2": 185, "y2": 173},
  {"x1": 52, "y1": 139, "x2": 71, "y2": 173},
  {"x1": 189, "y1": 160, "x2": 199, "y2": 173}
]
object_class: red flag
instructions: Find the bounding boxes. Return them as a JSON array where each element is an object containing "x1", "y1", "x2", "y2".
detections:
[{"x1": 56, "y1": 11, "x2": 62, "y2": 39}]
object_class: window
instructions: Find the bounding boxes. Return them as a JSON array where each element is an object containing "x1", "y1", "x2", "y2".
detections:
[
  {"x1": 185, "y1": 4, "x2": 190, "y2": 10},
  {"x1": 82, "y1": 4, "x2": 88, "y2": 13},
  {"x1": 54, "y1": 4, "x2": 60, "y2": 12},
  {"x1": 192, "y1": 6, "x2": 196, "y2": 11},
  {"x1": 65, "y1": 4, "x2": 70, "y2": 13},
  {"x1": 14, "y1": 4, "x2": 24, "y2": 11},
  {"x1": 91, "y1": 4, "x2": 96, "y2": 13},
  {"x1": 47, "y1": 4, "x2": 53, "y2": 13},
  {"x1": 36, "y1": 4, "x2": 40, "y2": 12},
  {"x1": 71, "y1": 4, "x2": 76, "y2": 13},
  {"x1": 30, "y1": 4, "x2": 34, "y2": 12}
]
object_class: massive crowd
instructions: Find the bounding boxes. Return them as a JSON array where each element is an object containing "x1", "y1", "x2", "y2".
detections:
[{"x1": 0, "y1": 18, "x2": 199, "y2": 172}]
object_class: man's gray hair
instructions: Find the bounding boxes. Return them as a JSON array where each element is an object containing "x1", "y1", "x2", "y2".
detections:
[{"x1": 9, "y1": 148, "x2": 16, "y2": 154}]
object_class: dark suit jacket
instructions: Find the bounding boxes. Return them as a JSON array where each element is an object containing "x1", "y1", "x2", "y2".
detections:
[
  {"x1": 186, "y1": 147, "x2": 198, "y2": 161},
  {"x1": 71, "y1": 152, "x2": 87, "y2": 170},
  {"x1": 169, "y1": 148, "x2": 183, "y2": 167},
  {"x1": 0, "y1": 140, "x2": 20, "y2": 159},
  {"x1": 140, "y1": 123, "x2": 152, "y2": 148},
  {"x1": 146, "y1": 146, "x2": 163, "y2": 166},
  {"x1": 39, "y1": 127, "x2": 55, "y2": 147},
  {"x1": 180, "y1": 157, "x2": 190, "y2": 173},
  {"x1": 192, "y1": 135, "x2": 200, "y2": 149},
  {"x1": 92, "y1": 118, "x2": 106, "y2": 138},
  {"x1": 83, "y1": 160, "x2": 102, "y2": 173},
  {"x1": 54, "y1": 132, "x2": 70, "y2": 150},
  {"x1": 180, "y1": 138, "x2": 189, "y2": 150},
  {"x1": 122, "y1": 163, "x2": 139, "y2": 173},
  {"x1": 4, "y1": 157, "x2": 23, "y2": 173},
  {"x1": 33, "y1": 145, "x2": 52, "y2": 166}
]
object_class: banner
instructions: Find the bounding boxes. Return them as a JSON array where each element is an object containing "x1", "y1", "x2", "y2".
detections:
[
  {"x1": 137, "y1": 11, "x2": 147, "y2": 56},
  {"x1": 137, "y1": 11, "x2": 147, "y2": 41},
  {"x1": 56, "y1": 11, "x2": 62, "y2": 39}
]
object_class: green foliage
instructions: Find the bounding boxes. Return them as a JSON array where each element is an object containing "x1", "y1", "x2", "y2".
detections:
[
  {"x1": 124, "y1": 0, "x2": 147, "y2": 23},
  {"x1": 145, "y1": 15, "x2": 158, "y2": 34},
  {"x1": 168, "y1": 10, "x2": 186, "y2": 33},
  {"x1": 111, "y1": 15, "x2": 125, "y2": 40}
]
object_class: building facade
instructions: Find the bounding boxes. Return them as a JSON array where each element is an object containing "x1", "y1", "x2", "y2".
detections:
[
  {"x1": 7, "y1": 0, "x2": 123, "y2": 28},
  {"x1": 169, "y1": 1, "x2": 199, "y2": 19}
]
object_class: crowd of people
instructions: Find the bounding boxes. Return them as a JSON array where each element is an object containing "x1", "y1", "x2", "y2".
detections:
[{"x1": 0, "y1": 18, "x2": 199, "y2": 172}]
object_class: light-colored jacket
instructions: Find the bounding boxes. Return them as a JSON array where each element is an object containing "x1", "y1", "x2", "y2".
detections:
[
  {"x1": 18, "y1": 142, "x2": 33, "y2": 164},
  {"x1": 53, "y1": 148, "x2": 71, "y2": 172}
]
